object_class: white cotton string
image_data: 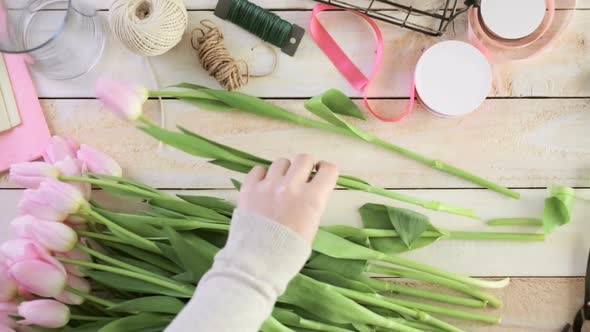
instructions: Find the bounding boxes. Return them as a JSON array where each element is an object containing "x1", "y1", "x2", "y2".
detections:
[{"x1": 109, "y1": 0, "x2": 188, "y2": 56}]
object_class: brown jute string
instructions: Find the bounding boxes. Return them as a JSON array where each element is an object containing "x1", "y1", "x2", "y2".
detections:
[{"x1": 191, "y1": 20, "x2": 277, "y2": 91}]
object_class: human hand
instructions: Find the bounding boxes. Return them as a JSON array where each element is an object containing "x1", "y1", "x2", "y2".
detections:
[{"x1": 238, "y1": 154, "x2": 339, "y2": 243}]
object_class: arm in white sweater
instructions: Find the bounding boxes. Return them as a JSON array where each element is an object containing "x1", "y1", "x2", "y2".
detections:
[{"x1": 165, "y1": 209, "x2": 311, "y2": 332}]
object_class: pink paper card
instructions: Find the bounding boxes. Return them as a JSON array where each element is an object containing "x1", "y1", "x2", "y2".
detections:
[{"x1": 0, "y1": 53, "x2": 50, "y2": 172}]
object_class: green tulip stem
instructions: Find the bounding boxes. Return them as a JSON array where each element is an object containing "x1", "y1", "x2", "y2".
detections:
[
  {"x1": 69, "y1": 314, "x2": 113, "y2": 321},
  {"x1": 76, "y1": 230, "x2": 128, "y2": 245},
  {"x1": 149, "y1": 89, "x2": 519, "y2": 199},
  {"x1": 335, "y1": 227, "x2": 544, "y2": 241},
  {"x1": 74, "y1": 243, "x2": 163, "y2": 280},
  {"x1": 64, "y1": 286, "x2": 117, "y2": 308},
  {"x1": 56, "y1": 257, "x2": 195, "y2": 297},
  {"x1": 334, "y1": 287, "x2": 464, "y2": 332},
  {"x1": 447, "y1": 231, "x2": 544, "y2": 241},
  {"x1": 137, "y1": 116, "x2": 479, "y2": 219},
  {"x1": 366, "y1": 264, "x2": 501, "y2": 308},
  {"x1": 359, "y1": 277, "x2": 486, "y2": 308},
  {"x1": 58, "y1": 175, "x2": 164, "y2": 200},
  {"x1": 487, "y1": 218, "x2": 543, "y2": 227},
  {"x1": 375, "y1": 253, "x2": 509, "y2": 290}
]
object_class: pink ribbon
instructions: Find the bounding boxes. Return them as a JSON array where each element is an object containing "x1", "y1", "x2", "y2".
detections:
[{"x1": 309, "y1": 3, "x2": 415, "y2": 122}]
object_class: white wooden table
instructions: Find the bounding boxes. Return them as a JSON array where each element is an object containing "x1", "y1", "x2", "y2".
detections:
[{"x1": 1, "y1": 1, "x2": 590, "y2": 330}]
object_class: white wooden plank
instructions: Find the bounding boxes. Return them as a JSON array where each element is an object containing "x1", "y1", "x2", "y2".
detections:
[
  {"x1": 31, "y1": 10, "x2": 590, "y2": 98},
  {"x1": 1, "y1": 188, "x2": 589, "y2": 277},
  {"x1": 84, "y1": 0, "x2": 586, "y2": 10},
  {"x1": 2, "y1": 98, "x2": 588, "y2": 189}
]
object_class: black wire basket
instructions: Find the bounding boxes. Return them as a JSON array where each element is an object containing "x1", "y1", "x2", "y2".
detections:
[{"x1": 312, "y1": 0, "x2": 471, "y2": 36}]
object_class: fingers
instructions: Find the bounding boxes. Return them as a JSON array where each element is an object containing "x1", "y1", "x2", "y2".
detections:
[
  {"x1": 310, "y1": 161, "x2": 339, "y2": 194},
  {"x1": 285, "y1": 154, "x2": 315, "y2": 184},
  {"x1": 265, "y1": 158, "x2": 291, "y2": 181},
  {"x1": 243, "y1": 165, "x2": 267, "y2": 188}
]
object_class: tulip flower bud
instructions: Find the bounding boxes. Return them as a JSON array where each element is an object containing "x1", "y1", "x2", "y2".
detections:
[
  {"x1": 54, "y1": 157, "x2": 91, "y2": 200},
  {"x1": 77, "y1": 144, "x2": 123, "y2": 177},
  {"x1": 28, "y1": 219, "x2": 78, "y2": 253},
  {"x1": 43, "y1": 136, "x2": 79, "y2": 165},
  {"x1": 9, "y1": 162, "x2": 59, "y2": 189},
  {"x1": 18, "y1": 300, "x2": 70, "y2": 328},
  {"x1": 9, "y1": 260, "x2": 67, "y2": 298},
  {"x1": 0, "y1": 301, "x2": 18, "y2": 330},
  {"x1": 55, "y1": 275, "x2": 90, "y2": 305},
  {"x1": 55, "y1": 248, "x2": 91, "y2": 277},
  {"x1": 96, "y1": 77, "x2": 148, "y2": 121},
  {"x1": 0, "y1": 266, "x2": 17, "y2": 302},
  {"x1": 3, "y1": 243, "x2": 66, "y2": 298},
  {"x1": 18, "y1": 179, "x2": 87, "y2": 222}
]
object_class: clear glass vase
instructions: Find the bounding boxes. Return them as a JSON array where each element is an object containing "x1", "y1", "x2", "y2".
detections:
[{"x1": 0, "y1": 0, "x2": 105, "y2": 80}]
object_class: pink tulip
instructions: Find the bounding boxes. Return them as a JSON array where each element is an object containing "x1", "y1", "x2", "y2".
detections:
[
  {"x1": 0, "y1": 264, "x2": 17, "y2": 302},
  {"x1": 27, "y1": 218, "x2": 78, "y2": 253},
  {"x1": 0, "y1": 239, "x2": 47, "y2": 262},
  {"x1": 55, "y1": 248, "x2": 91, "y2": 277},
  {"x1": 9, "y1": 260, "x2": 66, "y2": 297},
  {"x1": 96, "y1": 77, "x2": 148, "y2": 121},
  {"x1": 3, "y1": 243, "x2": 66, "y2": 298},
  {"x1": 9, "y1": 162, "x2": 59, "y2": 189},
  {"x1": 19, "y1": 179, "x2": 87, "y2": 222},
  {"x1": 55, "y1": 157, "x2": 92, "y2": 200},
  {"x1": 77, "y1": 144, "x2": 123, "y2": 177},
  {"x1": 55, "y1": 275, "x2": 90, "y2": 305},
  {"x1": 0, "y1": 301, "x2": 18, "y2": 330},
  {"x1": 43, "y1": 136, "x2": 79, "y2": 164},
  {"x1": 18, "y1": 300, "x2": 70, "y2": 328}
]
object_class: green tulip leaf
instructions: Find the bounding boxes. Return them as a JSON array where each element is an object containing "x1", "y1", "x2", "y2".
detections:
[
  {"x1": 165, "y1": 227, "x2": 218, "y2": 283},
  {"x1": 543, "y1": 186, "x2": 576, "y2": 234},
  {"x1": 85, "y1": 271, "x2": 189, "y2": 298},
  {"x1": 108, "y1": 296, "x2": 185, "y2": 314},
  {"x1": 105, "y1": 242, "x2": 182, "y2": 274},
  {"x1": 261, "y1": 316, "x2": 296, "y2": 332},
  {"x1": 98, "y1": 313, "x2": 172, "y2": 332},
  {"x1": 306, "y1": 254, "x2": 367, "y2": 280},
  {"x1": 359, "y1": 203, "x2": 443, "y2": 253},
  {"x1": 177, "y1": 195, "x2": 235, "y2": 215},
  {"x1": 302, "y1": 269, "x2": 375, "y2": 293},
  {"x1": 63, "y1": 320, "x2": 115, "y2": 332},
  {"x1": 94, "y1": 208, "x2": 163, "y2": 238},
  {"x1": 149, "y1": 198, "x2": 229, "y2": 222}
]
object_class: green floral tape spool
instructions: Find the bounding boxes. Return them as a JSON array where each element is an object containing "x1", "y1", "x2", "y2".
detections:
[{"x1": 214, "y1": 0, "x2": 305, "y2": 56}]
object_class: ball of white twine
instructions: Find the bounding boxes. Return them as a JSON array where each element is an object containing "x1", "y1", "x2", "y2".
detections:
[{"x1": 109, "y1": 0, "x2": 188, "y2": 56}]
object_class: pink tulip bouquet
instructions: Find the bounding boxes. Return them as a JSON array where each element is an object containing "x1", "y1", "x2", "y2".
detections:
[
  {"x1": 0, "y1": 78, "x2": 550, "y2": 331},
  {"x1": 1, "y1": 138, "x2": 512, "y2": 332}
]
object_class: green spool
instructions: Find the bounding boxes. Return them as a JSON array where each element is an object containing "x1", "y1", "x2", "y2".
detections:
[{"x1": 214, "y1": 0, "x2": 305, "y2": 56}]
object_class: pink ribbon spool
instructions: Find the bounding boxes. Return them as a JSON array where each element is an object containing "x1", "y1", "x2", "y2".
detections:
[{"x1": 468, "y1": 0, "x2": 576, "y2": 61}]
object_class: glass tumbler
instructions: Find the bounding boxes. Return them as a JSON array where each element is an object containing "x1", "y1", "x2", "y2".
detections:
[{"x1": 0, "y1": 0, "x2": 105, "y2": 80}]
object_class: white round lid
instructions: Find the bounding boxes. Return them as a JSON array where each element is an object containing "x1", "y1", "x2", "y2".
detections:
[
  {"x1": 480, "y1": 0, "x2": 546, "y2": 40},
  {"x1": 414, "y1": 41, "x2": 492, "y2": 117}
]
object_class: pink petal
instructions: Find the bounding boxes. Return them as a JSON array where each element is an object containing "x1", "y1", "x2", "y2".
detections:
[
  {"x1": 96, "y1": 77, "x2": 147, "y2": 121},
  {"x1": 29, "y1": 220, "x2": 78, "y2": 253},
  {"x1": 18, "y1": 300, "x2": 70, "y2": 328},
  {"x1": 9, "y1": 261, "x2": 66, "y2": 297},
  {"x1": 0, "y1": 269, "x2": 17, "y2": 302},
  {"x1": 43, "y1": 136, "x2": 79, "y2": 164},
  {"x1": 9, "y1": 162, "x2": 59, "y2": 189},
  {"x1": 54, "y1": 275, "x2": 90, "y2": 305},
  {"x1": 77, "y1": 144, "x2": 123, "y2": 177}
]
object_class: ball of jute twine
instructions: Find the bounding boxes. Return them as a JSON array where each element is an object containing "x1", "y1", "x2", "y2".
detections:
[
  {"x1": 110, "y1": 0, "x2": 188, "y2": 56},
  {"x1": 191, "y1": 20, "x2": 277, "y2": 91}
]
